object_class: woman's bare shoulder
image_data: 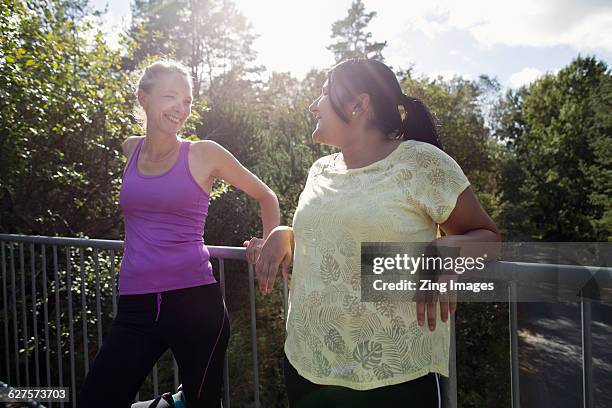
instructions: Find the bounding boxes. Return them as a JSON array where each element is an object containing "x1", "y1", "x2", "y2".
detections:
[{"x1": 121, "y1": 136, "x2": 145, "y2": 158}]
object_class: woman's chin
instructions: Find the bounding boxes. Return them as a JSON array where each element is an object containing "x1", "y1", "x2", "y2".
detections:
[
  {"x1": 311, "y1": 129, "x2": 324, "y2": 144},
  {"x1": 158, "y1": 123, "x2": 181, "y2": 136}
]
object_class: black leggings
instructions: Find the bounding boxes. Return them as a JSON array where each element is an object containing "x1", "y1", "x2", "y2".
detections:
[
  {"x1": 77, "y1": 283, "x2": 230, "y2": 408},
  {"x1": 284, "y1": 354, "x2": 442, "y2": 408}
]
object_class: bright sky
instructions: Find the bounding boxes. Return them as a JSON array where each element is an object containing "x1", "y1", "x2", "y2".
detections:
[{"x1": 92, "y1": 0, "x2": 612, "y2": 89}]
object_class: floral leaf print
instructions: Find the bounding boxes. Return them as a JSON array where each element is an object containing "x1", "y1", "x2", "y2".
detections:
[
  {"x1": 352, "y1": 340, "x2": 383, "y2": 370},
  {"x1": 321, "y1": 284, "x2": 347, "y2": 304},
  {"x1": 289, "y1": 308, "x2": 310, "y2": 345},
  {"x1": 397, "y1": 299, "x2": 416, "y2": 319},
  {"x1": 305, "y1": 332, "x2": 323, "y2": 352},
  {"x1": 373, "y1": 363, "x2": 394, "y2": 380},
  {"x1": 376, "y1": 322, "x2": 411, "y2": 372},
  {"x1": 324, "y1": 327, "x2": 347, "y2": 354},
  {"x1": 313, "y1": 350, "x2": 332, "y2": 377},
  {"x1": 337, "y1": 230, "x2": 357, "y2": 257},
  {"x1": 415, "y1": 149, "x2": 438, "y2": 169},
  {"x1": 394, "y1": 168, "x2": 414, "y2": 186},
  {"x1": 305, "y1": 290, "x2": 322, "y2": 307},
  {"x1": 341, "y1": 257, "x2": 358, "y2": 281},
  {"x1": 320, "y1": 253, "x2": 341, "y2": 284},
  {"x1": 407, "y1": 320, "x2": 432, "y2": 370},
  {"x1": 375, "y1": 300, "x2": 396, "y2": 319},
  {"x1": 426, "y1": 167, "x2": 446, "y2": 186},
  {"x1": 390, "y1": 315, "x2": 407, "y2": 334},
  {"x1": 339, "y1": 369, "x2": 360, "y2": 383},
  {"x1": 319, "y1": 237, "x2": 337, "y2": 257},
  {"x1": 350, "y1": 268, "x2": 361, "y2": 291},
  {"x1": 343, "y1": 294, "x2": 366, "y2": 317},
  {"x1": 315, "y1": 305, "x2": 346, "y2": 335},
  {"x1": 349, "y1": 310, "x2": 381, "y2": 344}
]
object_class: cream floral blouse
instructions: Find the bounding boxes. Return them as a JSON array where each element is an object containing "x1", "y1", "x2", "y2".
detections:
[{"x1": 285, "y1": 139, "x2": 471, "y2": 390}]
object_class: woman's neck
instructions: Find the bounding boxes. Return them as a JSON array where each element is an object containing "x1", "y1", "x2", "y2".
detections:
[
  {"x1": 144, "y1": 127, "x2": 180, "y2": 160},
  {"x1": 338, "y1": 130, "x2": 401, "y2": 170}
]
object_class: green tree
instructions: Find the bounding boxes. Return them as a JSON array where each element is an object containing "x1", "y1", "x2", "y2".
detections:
[
  {"x1": 0, "y1": 0, "x2": 139, "y2": 237},
  {"x1": 126, "y1": 0, "x2": 260, "y2": 98},
  {"x1": 252, "y1": 70, "x2": 334, "y2": 224},
  {"x1": 327, "y1": 0, "x2": 387, "y2": 63},
  {"x1": 126, "y1": 0, "x2": 184, "y2": 66},
  {"x1": 495, "y1": 56, "x2": 612, "y2": 241}
]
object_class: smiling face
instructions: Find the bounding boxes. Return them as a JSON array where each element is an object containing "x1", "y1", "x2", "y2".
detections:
[
  {"x1": 308, "y1": 79, "x2": 353, "y2": 147},
  {"x1": 139, "y1": 72, "x2": 193, "y2": 136}
]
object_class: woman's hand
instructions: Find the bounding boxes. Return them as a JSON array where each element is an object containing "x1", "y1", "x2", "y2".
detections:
[
  {"x1": 255, "y1": 226, "x2": 294, "y2": 295},
  {"x1": 416, "y1": 272, "x2": 457, "y2": 331},
  {"x1": 243, "y1": 237, "x2": 264, "y2": 265},
  {"x1": 415, "y1": 241, "x2": 458, "y2": 331}
]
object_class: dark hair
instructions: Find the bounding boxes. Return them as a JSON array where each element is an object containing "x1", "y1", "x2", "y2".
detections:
[{"x1": 327, "y1": 58, "x2": 442, "y2": 149}]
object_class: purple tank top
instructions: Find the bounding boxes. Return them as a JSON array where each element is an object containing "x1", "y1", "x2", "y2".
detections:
[{"x1": 118, "y1": 138, "x2": 216, "y2": 295}]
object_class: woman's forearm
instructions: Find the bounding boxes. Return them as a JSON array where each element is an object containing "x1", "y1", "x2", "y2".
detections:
[
  {"x1": 258, "y1": 192, "x2": 281, "y2": 239},
  {"x1": 435, "y1": 228, "x2": 502, "y2": 260},
  {"x1": 268, "y1": 225, "x2": 295, "y2": 248}
]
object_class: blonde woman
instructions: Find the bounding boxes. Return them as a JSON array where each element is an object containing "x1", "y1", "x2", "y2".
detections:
[{"x1": 77, "y1": 60, "x2": 279, "y2": 408}]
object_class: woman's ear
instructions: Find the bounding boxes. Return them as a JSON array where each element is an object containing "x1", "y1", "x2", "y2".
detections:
[
  {"x1": 350, "y1": 94, "x2": 371, "y2": 118},
  {"x1": 137, "y1": 90, "x2": 148, "y2": 110}
]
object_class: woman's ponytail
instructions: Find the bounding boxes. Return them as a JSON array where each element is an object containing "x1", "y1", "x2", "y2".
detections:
[{"x1": 398, "y1": 94, "x2": 442, "y2": 150}]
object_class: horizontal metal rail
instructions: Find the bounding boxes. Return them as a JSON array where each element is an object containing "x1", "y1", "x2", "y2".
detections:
[{"x1": 1, "y1": 234, "x2": 610, "y2": 408}]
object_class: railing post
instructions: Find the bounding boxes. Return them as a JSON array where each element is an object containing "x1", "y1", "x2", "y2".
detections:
[
  {"x1": 1, "y1": 242, "x2": 11, "y2": 384},
  {"x1": 152, "y1": 363, "x2": 159, "y2": 397},
  {"x1": 444, "y1": 314, "x2": 458, "y2": 408},
  {"x1": 219, "y1": 259, "x2": 231, "y2": 408},
  {"x1": 109, "y1": 250, "x2": 117, "y2": 318},
  {"x1": 10, "y1": 243, "x2": 20, "y2": 385},
  {"x1": 41, "y1": 244, "x2": 52, "y2": 389},
  {"x1": 248, "y1": 263, "x2": 260, "y2": 408},
  {"x1": 66, "y1": 249, "x2": 76, "y2": 407},
  {"x1": 19, "y1": 243, "x2": 30, "y2": 387},
  {"x1": 79, "y1": 248, "x2": 89, "y2": 375},
  {"x1": 509, "y1": 281, "x2": 520, "y2": 408},
  {"x1": 53, "y1": 245, "x2": 64, "y2": 408},
  {"x1": 580, "y1": 290, "x2": 593, "y2": 408},
  {"x1": 94, "y1": 249, "x2": 103, "y2": 348},
  {"x1": 30, "y1": 243, "x2": 41, "y2": 387}
]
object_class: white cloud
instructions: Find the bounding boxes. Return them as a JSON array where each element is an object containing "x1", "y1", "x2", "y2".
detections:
[
  {"x1": 369, "y1": 0, "x2": 612, "y2": 53},
  {"x1": 509, "y1": 67, "x2": 544, "y2": 88}
]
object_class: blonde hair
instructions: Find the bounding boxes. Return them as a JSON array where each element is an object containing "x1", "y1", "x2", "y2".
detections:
[
  {"x1": 137, "y1": 59, "x2": 192, "y2": 94},
  {"x1": 133, "y1": 59, "x2": 193, "y2": 126}
]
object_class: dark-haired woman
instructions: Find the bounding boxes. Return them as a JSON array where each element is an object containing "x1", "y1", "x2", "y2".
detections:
[{"x1": 251, "y1": 59, "x2": 501, "y2": 407}]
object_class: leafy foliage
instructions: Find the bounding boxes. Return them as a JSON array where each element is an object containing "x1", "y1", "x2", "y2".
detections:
[
  {"x1": 0, "y1": 0, "x2": 139, "y2": 237},
  {"x1": 494, "y1": 56, "x2": 612, "y2": 241}
]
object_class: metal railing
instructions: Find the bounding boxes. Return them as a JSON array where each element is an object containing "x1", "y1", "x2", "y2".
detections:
[
  {"x1": 0, "y1": 234, "x2": 267, "y2": 408},
  {"x1": 1, "y1": 234, "x2": 610, "y2": 408}
]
